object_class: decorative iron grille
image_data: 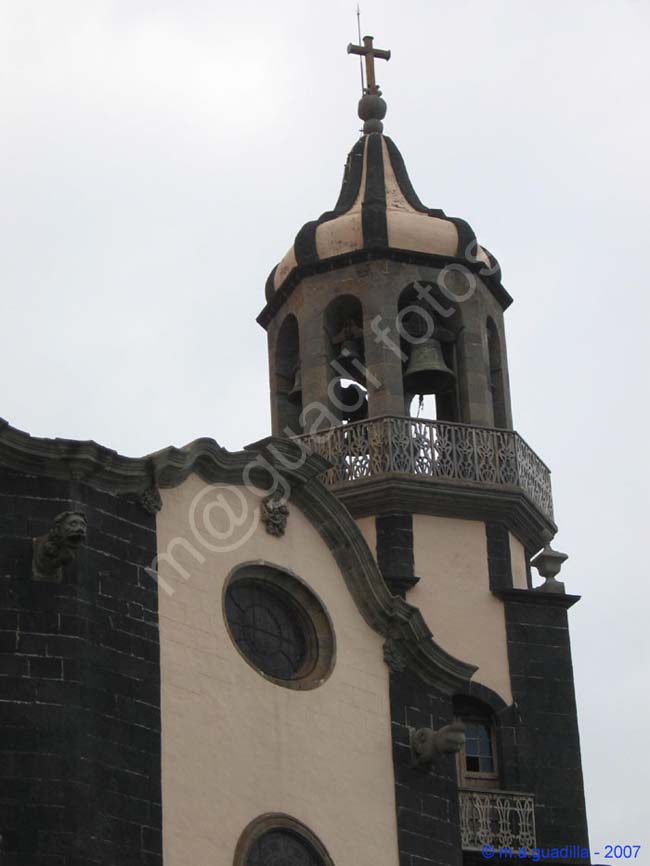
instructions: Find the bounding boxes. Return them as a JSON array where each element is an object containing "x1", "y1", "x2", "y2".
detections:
[
  {"x1": 295, "y1": 416, "x2": 553, "y2": 520},
  {"x1": 459, "y1": 789, "x2": 536, "y2": 852}
]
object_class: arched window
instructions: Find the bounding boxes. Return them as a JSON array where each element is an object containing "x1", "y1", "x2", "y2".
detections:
[
  {"x1": 275, "y1": 314, "x2": 303, "y2": 434},
  {"x1": 324, "y1": 295, "x2": 367, "y2": 424},
  {"x1": 397, "y1": 282, "x2": 459, "y2": 422},
  {"x1": 453, "y1": 695, "x2": 499, "y2": 790},
  {"x1": 234, "y1": 814, "x2": 334, "y2": 866},
  {"x1": 487, "y1": 318, "x2": 507, "y2": 429},
  {"x1": 247, "y1": 829, "x2": 323, "y2": 866}
]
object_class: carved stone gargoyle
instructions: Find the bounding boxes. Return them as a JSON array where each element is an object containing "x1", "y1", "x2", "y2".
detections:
[
  {"x1": 32, "y1": 511, "x2": 87, "y2": 583},
  {"x1": 410, "y1": 719, "x2": 465, "y2": 769}
]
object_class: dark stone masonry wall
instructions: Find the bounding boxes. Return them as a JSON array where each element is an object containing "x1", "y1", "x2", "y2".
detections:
[
  {"x1": 389, "y1": 668, "x2": 462, "y2": 866},
  {"x1": 0, "y1": 467, "x2": 162, "y2": 866},
  {"x1": 376, "y1": 514, "x2": 416, "y2": 596},
  {"x1": 501, "y1": 592, "x2": 591, "y2": 863},
  {"x1": 484, "y1": 522, "x2": 512, "y2": 591}
]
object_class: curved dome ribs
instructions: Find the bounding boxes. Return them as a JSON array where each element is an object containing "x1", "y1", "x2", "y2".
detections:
[
  {"x1": 361, "y1": 133, "x2": 388, "y2": 248},
  {"x1": 383, "y1": 136, "x2": 444, "y2": 218},
  {"x1": 264, "y1": 131, "x2": 507, "y2": 309},
  {"x1": 384, "y1": 137, "x2": 478, "y2": 262},
  {"x1": 333, "y1": 138, "x2": 365, "y2": 212},
  {"x1": 294, "y1": 138, "x2": 365, "y2": 267}
]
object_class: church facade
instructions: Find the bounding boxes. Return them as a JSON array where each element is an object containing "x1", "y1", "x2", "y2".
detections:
[{"x1": 0, "y1": 37, "x2": 590, "y2": 866}]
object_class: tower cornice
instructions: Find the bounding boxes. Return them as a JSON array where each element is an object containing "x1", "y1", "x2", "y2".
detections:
[{"x1": 258, "y1": 246, "x2": 512, "y2": 330}]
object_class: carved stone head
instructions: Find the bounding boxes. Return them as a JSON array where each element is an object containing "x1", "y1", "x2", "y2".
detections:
[
  {"x1": 33, "y1": 510, "x2": 88, "y2": 582},
  {"x1": 53, "y1": 511, "x2": 88, "y2": 547}
]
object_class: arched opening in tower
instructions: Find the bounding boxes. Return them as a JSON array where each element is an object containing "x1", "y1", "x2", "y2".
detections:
[
  {"x1": 398, "y1": 283, "x2": 460, "y2": 423},
  {"x1": 274, "y1": 313, "x2": 303, "y2": 435},
  {"x1": 324, "y1": 294, "x2": 368, "y2": 425},
  {"x1": 487, "y1": 318, "x2": 507, "y2": 429}
]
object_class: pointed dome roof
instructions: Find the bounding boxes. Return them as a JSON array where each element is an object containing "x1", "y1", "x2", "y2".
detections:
[{"x1": 265, "y1": 131, "x2": 507, "y2": 307}]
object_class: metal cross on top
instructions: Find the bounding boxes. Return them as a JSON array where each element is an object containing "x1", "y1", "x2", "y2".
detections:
[{"x1": 347, "y1": 35, "x2": 391, "y2": 95}]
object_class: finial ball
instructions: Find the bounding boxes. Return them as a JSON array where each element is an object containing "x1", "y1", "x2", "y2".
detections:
[
  {"x1": 358, "y1": 95, "x2": 386, "y2": 135},
  {"x1": 358, "y1": 94, "x2": 387, "y2": 123}
]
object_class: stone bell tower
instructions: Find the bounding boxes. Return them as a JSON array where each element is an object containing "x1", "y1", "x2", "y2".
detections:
[
  {"x1": 257, "y1": 35, "x2": 590, "y2": 866},
  {"x1": 256, "y1": 35, "x2": 554, "y2": 587},
  {"x1": 259, "y1": 37, "x2": 513, "y2": 443},
  {"x1": 260, "y1": 121, "x2": 513, "y2": 439}
]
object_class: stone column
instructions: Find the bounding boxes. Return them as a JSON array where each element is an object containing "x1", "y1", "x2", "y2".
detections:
[
  {"x1": 298, "y1": 295, "x2": 334, "y2": 433},
  {"x1": 455, "y1": 290, "x2": 493, "y2": 426},
  {"x1": 363, "y1": 261, "x2": 406, "y2": 418}
]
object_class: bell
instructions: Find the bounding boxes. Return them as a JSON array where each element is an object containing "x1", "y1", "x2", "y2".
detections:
[
  {"x1": 403, "y1": 338, "x2": 455, "y2": 395},
  {"x1": 287, "y1": 367, "x2": 302, "y2": 405},
  {"x1": 336, "y1": 338, "x2": 364, "y2": 380},
  {"x1": 332, "y1": 320, "x2": 365, "y2": 382},
  {"x1": 334, "y1": 380, "x2": 368, "y2": 423}
]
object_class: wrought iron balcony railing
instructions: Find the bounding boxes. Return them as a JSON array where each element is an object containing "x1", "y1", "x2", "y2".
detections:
[
  {"x1": 459, "y1": 789, "x2": 536, "y2": 852},
  {"x1": 296, "y1": 415, "x2": 553, "y2": 520}
]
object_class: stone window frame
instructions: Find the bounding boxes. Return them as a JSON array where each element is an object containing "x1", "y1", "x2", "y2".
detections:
[
  {"x1": 222, "y1": 561, "x2": 336, "y2": 691},
  {"x1": 233, "y1": 813, "x2": 335, "y2": 866},
  {"x1": 456, "y1": 715, "x2": 499, "y2": 789},
  {"x1": 453, "y1": 694, "x2": 501, "y2": 790}
]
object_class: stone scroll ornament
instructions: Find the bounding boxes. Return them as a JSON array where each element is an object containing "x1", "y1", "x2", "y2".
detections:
[
  {"x1": 138, "y1": 487, "x2": 162, "y2": 515},
  {"x1": 32, "y1": 511, "x2": 87, "y2": 582},
  {"x1": 410, "y1": 719, "x2": 466, "y2": 769},
  {"x1": 260, "y1": 493, "x2": 289, "y2": 537},
  {"x1": 383, "y1": 637, "x2": 407, "y2": 672}
]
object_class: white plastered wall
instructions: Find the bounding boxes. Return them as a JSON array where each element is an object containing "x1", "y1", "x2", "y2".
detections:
[
  {"x1": 355, "y1": 516, "x2": 377, "y2": 562},
  {"x1": 509, "y1": 532, "x2": 530, "y2": 590},
  {"x1": 156, "y1": 475, "x2": 399, "y2": 866},
  {"x1": 410, "y1": 514, "x2": 513, "y2": 705}
]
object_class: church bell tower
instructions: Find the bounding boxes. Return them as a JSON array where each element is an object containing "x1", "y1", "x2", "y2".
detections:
[
  {"x1": 257, "y1": 36, "x2": 554, "y2": 589},
  {"x1": 257, "y1": 35, "x2": 590, "y2": 865}
]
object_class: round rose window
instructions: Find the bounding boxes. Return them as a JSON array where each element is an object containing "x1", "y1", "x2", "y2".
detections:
[{"x1": 224, "y1": 565, "x2": 335, "y2": 690}]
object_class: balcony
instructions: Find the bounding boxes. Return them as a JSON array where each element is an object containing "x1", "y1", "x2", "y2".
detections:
[
  {"x1": 459, "y1": 789, "x2": 536, "y2": 852},
  {"x1": 296, "y1": 415, "x2": 553, "y2": 522}
]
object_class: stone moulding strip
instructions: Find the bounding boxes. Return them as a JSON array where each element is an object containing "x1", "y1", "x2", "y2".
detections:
[
  {"x1": 257, "y1": 245, "x2": 513, "y2": 329},
  {"x1": 493, "y1": 587, "x2": 581, "y2": 609},
  {"x1": 0, "y1": 418, "x2": 476, "y2": 691},
  {"x1": 333, "y1": 475, "x2": 557, "y2": 553}
]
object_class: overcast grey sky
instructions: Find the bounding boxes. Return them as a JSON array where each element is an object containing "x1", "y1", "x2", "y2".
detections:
[{"x1": 2, "y1": 0, "x2": 649, "y2": 850}]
